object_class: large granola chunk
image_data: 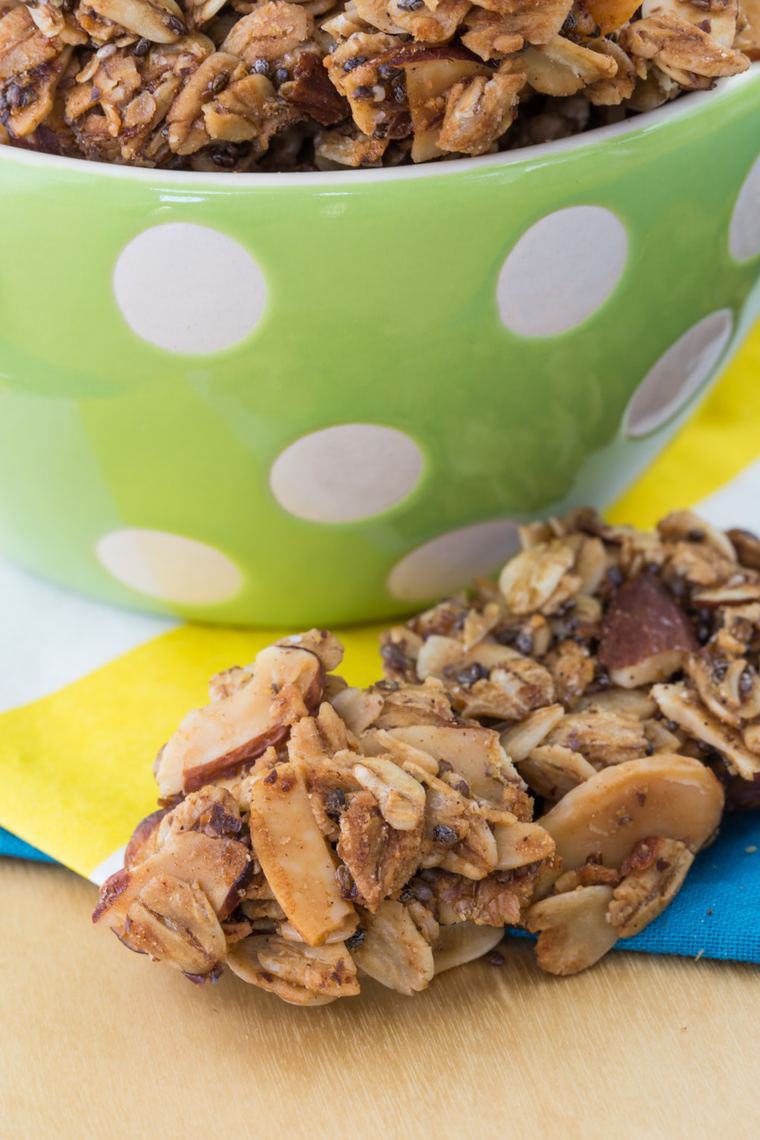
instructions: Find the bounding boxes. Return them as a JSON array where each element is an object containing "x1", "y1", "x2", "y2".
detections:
[
  {"x1": 94, "y1": 628, "x2": 556, "y2": 1001},
  {"x1": 96, "y1": 507, "x2": 755, "y2": 999}
]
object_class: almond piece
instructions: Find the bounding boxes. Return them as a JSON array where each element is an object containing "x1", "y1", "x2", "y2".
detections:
[
  {"x1": 598, "y1": 574, "x2": 697, "y2": 688},
  {"x1": 155, "y1": 643, "x2": 325, "y2": 796}
]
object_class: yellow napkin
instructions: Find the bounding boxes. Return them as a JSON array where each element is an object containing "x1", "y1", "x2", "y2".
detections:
[{"x1": 3, "y1": 326, "x2": 760, "y2": 884}]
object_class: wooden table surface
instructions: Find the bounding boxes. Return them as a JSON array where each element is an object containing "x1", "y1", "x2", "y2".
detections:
[{"x1": 1, "y1": 858, "x2": 757, "y2": 1140}]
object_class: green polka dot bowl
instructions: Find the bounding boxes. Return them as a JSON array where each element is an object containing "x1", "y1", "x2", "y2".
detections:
[{"x1": 1, "y1": 67, "x2": 760, "y2": 627}]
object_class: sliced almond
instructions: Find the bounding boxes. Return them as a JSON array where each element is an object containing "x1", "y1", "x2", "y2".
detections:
[
  {"x1": 383, "y1": 724, "x2": 522, "y2": 803},
  {"x1": 248, "y1": 762, "x2": 356, "y2": 945},
  {"x1": 493, "y1": 820, "x2": 555, "y2": 870},
  {"x1": 155, "y1": 643, "x2": 324, "y2": 796},
  {"x1": 501, "y1": 704, "x2": 565, "y2": 763},
  {"x1": 652, "y1": 682, "x2": 760, "y2": 780},
  {"x1": 433, "y1": 923, "x2": 505, "y2": 974},
  {"x1": 352, "y1": 756, "x2": 426, "y2": 830},
  {"x1": 227, "y1": 936, "x2": 341, "y2": 1005},
  {"x1": 526, "y1": 885, "x2": 618, "y2": 975},
  {"x1": 518, "y1": 743, "x2": 597, "y2": 800},
  {"x1": 351, "y1": 900, "x2": 435, "y2": 995},
  {"x1": 92, "y1": 830, "x2": 252, "y2": 929},
  {"x1": 538, "y1": 753, "x2": 724, "y2": 877}
]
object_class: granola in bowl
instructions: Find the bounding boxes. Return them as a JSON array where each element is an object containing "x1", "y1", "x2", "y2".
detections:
[
  {"x1": 94, "y1": 508, "x2": 760, "y2": 1003},
  {"x1": 1, "y1": 0, "x2": 757, "y2": 169}
]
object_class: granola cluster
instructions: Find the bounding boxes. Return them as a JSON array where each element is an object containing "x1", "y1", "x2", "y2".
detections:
[
  {"x1": 94, "y1": 506, "x2": 760, "y2": 1001},
  {"x1": 94, "y1": 630, "x2": 555, "y2": 1001},
  {"x1": 1, "y1": 0, "x2": 756, "y2": 170}
]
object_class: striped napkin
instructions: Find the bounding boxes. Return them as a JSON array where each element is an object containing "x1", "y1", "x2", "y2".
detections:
[{"x1": 2, "y1": 326, "x2": 760, "y2": 962}]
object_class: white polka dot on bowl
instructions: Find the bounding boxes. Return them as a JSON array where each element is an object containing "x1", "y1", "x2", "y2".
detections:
[
  {"x1": 96, "y1": 529, "x2": 243, "y2": 605},
  {"x1": 387, "y1": 518, "x2": 519, "y2": 603},
  {"x1": 623, "y1": 310, "x2": 733, "y2": 439},
  {"x1": 729, "y1": 156, "x2": 760, "y2": 263},
  {"x1": 497, "y1": 206, "x2": 628, "y2": 337},
  {"x1": 113, "y1": 222, "x2": 266, "y2": 354},
  {"x1": 270, "y1": 423, "x2": 424, "y2": 523}
]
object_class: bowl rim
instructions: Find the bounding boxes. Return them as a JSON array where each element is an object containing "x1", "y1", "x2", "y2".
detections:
[{"x1": 1, "y1": 63, "x2": 758, "y2": 188}]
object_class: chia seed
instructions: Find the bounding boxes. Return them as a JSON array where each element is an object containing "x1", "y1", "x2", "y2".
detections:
[
  {"x1": 210, "y1": 149, "x2": 238, "y2": 169},
  {"x1": 514, "y1": 630, "x2": 534, "y2": 656},
  {"x1": 324, "y1": 787, "x2": 347, "y2": 819},
  {"x1": 209, "y1": 72, "x2": 229, "y2": 95},
  {"x1": 345, "y1": 928, "x2": 366, "y2": 951},
  {"x1": 606, "y1": 566, "x2": 624, "y2": 589},
  {"x1": 381, "y1": 641, "x2": 408, "y2": 674},
  {"x1": 336, "y1": 864, "x2": 358, "y2": 900},
  {"x1": 739, "y1": 667, "x2": 754, "y2": 700},
  {"x1": 433, "y1": 823, "x2": 459, "y2": 847},
  {"x1": 455, "y1": 662, "x2": 489, "y2": 687}
]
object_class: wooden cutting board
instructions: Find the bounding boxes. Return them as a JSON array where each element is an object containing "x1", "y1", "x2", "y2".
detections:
[{"x1": 1, "y1": 859, "x2": 757, "y2": 1139}]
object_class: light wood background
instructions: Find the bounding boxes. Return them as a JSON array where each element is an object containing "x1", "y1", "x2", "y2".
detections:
[{"x1": 1, "y1": 859, "x2": 758, "y2": 1140}]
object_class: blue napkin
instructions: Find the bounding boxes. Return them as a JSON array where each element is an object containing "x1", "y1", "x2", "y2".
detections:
[
  {"x1": 618, "y1": 812, "x2": 760, "y2": 963},
  {"x1": 0, "y1": 827, "x2": 54, "y2": 863},
  {"x1": 2, "y1": 817, "x2": 757, "y2": 962}
]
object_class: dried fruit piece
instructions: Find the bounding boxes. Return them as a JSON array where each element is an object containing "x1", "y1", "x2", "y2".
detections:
[
  {"x1": 281, "y1": 52, "x2": 350, "y2": 124},
  {"x1": 585, "y1": 0, "x2": 641, "y2": 34}
]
